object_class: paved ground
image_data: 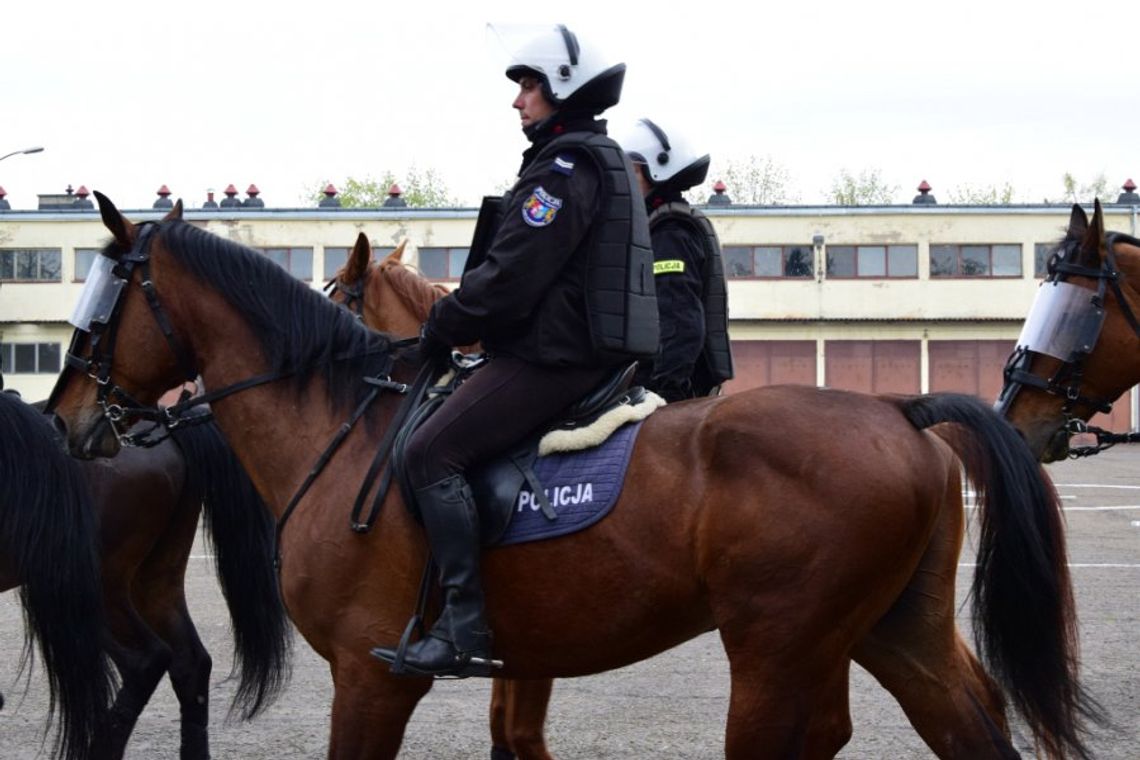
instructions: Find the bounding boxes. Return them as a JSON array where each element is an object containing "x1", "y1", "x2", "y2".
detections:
[{"x1": 1, "y1": 448, "x2": 1137, "y2": 758}]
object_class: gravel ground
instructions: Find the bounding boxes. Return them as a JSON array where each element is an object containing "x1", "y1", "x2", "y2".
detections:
[{"x1": 1, "y1": 449, "x2": 1137, "y2": 759}]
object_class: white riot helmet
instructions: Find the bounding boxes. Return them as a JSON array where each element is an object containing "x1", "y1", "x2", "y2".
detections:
[
  {"x1": 491, "y1": 23, "x2": 625, "y2": 114},
  {"x1": 620, "y1": 118, "x2": 711, "y2": 191}
]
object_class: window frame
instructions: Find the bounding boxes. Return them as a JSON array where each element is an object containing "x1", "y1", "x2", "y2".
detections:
[
  {"x1": 929, "y1": 243, "x2": 1023, "y2": 279},
  {"x1": 724, "y1": 244, "x2": 815, "y2": 279},
  {"x1": 825, "y1": 244, "x2": 918, "y2": 279},
  {"x1": 257, "y1": 247, "x2": 314, "y2": 281},
  {"x1": 418, "y1": 247, "x2": 470, "y2": 281},
  {"x1": 0, "y1": 248, "x2": 63, "y2": 282},
  {"x1": 0, "y1": 342, "x2": 62, "y2": 374}
]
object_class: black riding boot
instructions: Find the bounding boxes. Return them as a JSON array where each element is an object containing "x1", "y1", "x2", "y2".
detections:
[{"x1": 371, "y1": 474, "x2": 499, "y2": 678}]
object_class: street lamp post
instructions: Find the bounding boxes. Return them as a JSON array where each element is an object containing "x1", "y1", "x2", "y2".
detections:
[{"x1": 0, "y1": 146, "x2": 45, "y2": 163}]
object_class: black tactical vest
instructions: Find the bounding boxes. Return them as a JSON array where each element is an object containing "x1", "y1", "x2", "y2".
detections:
[
  {"x1": 648, "y1": 201, "x2": 735, "y2": 389},
  {"x1": 465, "y1": 133, "x2": 659, "y2": 362}
]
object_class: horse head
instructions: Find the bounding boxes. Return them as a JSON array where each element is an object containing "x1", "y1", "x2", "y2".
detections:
[
  {"x1": 47, "y1": 192, "x2": 194, "y2": 459},
  {"x1": 329, "y1": 236, "x2": 441, "y2": 340},
  {"x1": 998, "y1": 199, "x2": 1140, "y2": 461}
]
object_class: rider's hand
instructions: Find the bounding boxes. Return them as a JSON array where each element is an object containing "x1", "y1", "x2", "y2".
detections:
[{"x1": 418, "y1": 322, "x2": 451, "y2": 365}]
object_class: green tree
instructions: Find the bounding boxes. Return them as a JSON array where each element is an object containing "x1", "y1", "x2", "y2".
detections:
[
  {"x1": 828, "y1": 168, "x2": 897, "y2": 206},
  {"x1": 312, "y1": 166, "x2": 459, "y2": 208},
  {"x1": 688, "y1": 155, "x2": 800, "y2": 205},
  {"x1": 1050, "y1": 172, "x2": 1111, "y2": 204},
  {"x1": 945, "y1": 182, "x2": 1017, "y2": 204}
]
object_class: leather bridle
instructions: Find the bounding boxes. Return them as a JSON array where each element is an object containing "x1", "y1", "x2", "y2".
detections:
[{"x1": 996, "y1": 231, "x2": 1140, "y2": 456}]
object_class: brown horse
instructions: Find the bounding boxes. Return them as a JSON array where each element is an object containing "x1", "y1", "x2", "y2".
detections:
[
  {"x1": 0, "y1": 388, "x2": 114, "y2": 760},
  {"x1": 75, "y1": 413, "x2": 290, "y2": 760},
  {"x1": 4, "y1": 388, "x2": 288, "y2": 760},
  {"x1": 48, "y1": 192, "x2": 1099, "y2": 759},
  {"x1": 998, "y1": 200, "x2": 1140, "y2": 463}
]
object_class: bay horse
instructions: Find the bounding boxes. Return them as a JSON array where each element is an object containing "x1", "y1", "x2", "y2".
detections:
[
  {"x1": 75, "y1": 412, "x2": 291, "y2": 759},
  {"x1": 0, "y1": 388, "x2": 114, "y2": 760},
  {"x1": 998, "y1": 200, "x2": 1140, "y2": 463},
  {"x1": 48, "y1": 192, "x2": 1100, "y2": 759}
]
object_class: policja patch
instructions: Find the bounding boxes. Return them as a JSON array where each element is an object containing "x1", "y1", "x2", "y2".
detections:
[{"x1": 521, "y1": 186, "x2": 563, "y2": 227}]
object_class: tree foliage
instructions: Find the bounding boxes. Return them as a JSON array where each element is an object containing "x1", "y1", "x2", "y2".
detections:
[
  {"x1": 945, "y1": 182, "x2": 1017, "y2": 204},
  {"x1": 828, "y1": 168, "x2": 897, "y2": 206},
  {"x1": 688, "y1": 155, "x2": 800, "y2": 206},
  {"x1": 313, "y1": 166, "x2": 459, "y2": 208},
  {"x1": 1050, "y1": 172, "x2": 1111, "y2": 205}
]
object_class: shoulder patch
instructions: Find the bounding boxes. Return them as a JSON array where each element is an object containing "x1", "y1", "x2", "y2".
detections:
[
  {"x1": 521, "y1": 186, "x2": 563, "y2": 227},
  {"x1": 551, "y1": 153, "x2": 576, "y2": 176},
  {"x1": 654, "y1": 260, "x2": 685, "y2": 275}
]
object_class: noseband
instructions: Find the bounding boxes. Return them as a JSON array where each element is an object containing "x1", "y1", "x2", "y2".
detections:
[{"x1": 997, "y1": 231, "x2": 1140, "y2": 455}]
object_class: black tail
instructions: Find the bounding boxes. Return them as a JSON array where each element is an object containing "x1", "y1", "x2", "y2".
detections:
[
  {"x1": 0, "y1": 392, "x2": 114, "y2": 760},
  {"x1": 169, "y1": 417, "x2": 292, "y2": 719},
  {"x1": 900, "y1": 393, "x2": 1106, "y2": 759}
]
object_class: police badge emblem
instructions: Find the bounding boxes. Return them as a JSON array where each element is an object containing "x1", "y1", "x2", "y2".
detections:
[{"x1": 521, "y1": 186, "x2": 563, "y2": 227}]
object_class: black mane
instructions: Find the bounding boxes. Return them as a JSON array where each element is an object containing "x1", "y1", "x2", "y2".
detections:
[{"x1": 126, "y1": 221, "x2": 398, "y2": 410}]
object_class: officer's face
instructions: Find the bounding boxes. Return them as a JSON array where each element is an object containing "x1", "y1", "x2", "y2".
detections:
[
  {"x1": 630, "y1": 161, "x2": 653, "y2": 197},
  {"x1": 513, "y1": 76, "x2": 556, "y2": 129}
]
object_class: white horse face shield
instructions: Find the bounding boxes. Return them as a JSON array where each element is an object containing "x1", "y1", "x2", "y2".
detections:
[
  {"x1": 1015, "y1": 280, "x2": 1106, "y2": 361},
  {"x1": 69, "y1": 254, "x2": 127, "y2": 331}
]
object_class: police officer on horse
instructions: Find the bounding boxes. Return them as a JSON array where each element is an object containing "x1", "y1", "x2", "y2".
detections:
[
  {"x1": 371, "y1": 24, "x2": 658, "y2": 678},
  {"x1": 621, "y1": 118, "x2": 734, "y2": 401}
]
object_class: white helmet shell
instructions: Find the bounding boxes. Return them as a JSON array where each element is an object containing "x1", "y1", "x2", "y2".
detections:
[
  {"x1": 618, "y1": 118, "x2": 710, "y2": 186},
  {"x1": 490, "y1": 23, "x2": 623, "y2": 110}
]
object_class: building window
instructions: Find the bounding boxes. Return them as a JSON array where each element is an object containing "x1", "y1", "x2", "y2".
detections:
[
  {"x1": 0, "y1": 249, "x2": 62, "y2": 282},
  {"x1": 75, "y1": 248, "x2": 102, "y2": 281},
  {"x1": 258, "y1": 247, "x2": 313, "y2": 281},
  {"x1": 929, "y1": 244, "x2": 1022, "y2": 278},
  {"x1": 724, "y1": 245, "x2": 814, "y2": 278},
  {"x1": 1034, "y1": 243, "x2": 1056, "y2": 278},
  {"x1": 0, "y1": 343, "x2": 61, "y2": 374},
  {"x1": 419, "y1": 247, "x2": 469, "y2": 280},
  {"x1": 323, "y1": 246, "x2": 396, "y2": 280},
  {"x1": 826, "y1": 245, "x2": 918, "y2": 278}
]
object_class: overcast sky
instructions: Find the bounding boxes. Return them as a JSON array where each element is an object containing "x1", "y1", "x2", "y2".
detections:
[{"x1": 2, "y1": 0, "x2": 1137, "y2": 211}]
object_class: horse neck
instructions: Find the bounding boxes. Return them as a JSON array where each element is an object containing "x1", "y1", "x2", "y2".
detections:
[
  {"x1": 371, "y1": 263, "x2": 440, "y2": 334},
  {"x1": 174, "y1": 285, "x2": 401, "y2": 519}
]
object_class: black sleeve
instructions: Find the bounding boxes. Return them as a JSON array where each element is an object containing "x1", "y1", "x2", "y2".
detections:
[
  {"x1": 428, "y1": 153, "x2": 600, "y2": 347},
  {"x1": 649, "y1": 222, "x2": 706, "y2": 388}
]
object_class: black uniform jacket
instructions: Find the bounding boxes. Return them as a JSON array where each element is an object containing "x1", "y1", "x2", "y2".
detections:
[
  {"x1": 637, "y1": 194, "x2": 707, "y2": 397},
  {"x1": 428, "y1": 119, "x2": 616, "y2": 368}
]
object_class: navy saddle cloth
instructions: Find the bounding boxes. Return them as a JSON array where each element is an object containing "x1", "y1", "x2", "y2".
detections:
[{"x1": 470, "y1": 420, "x2": 644, "y2": 547}]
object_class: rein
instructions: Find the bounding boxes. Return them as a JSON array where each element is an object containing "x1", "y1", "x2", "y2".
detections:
[{"x1": 1000, "y1": 231, "x2": 1140, "y2": 457}]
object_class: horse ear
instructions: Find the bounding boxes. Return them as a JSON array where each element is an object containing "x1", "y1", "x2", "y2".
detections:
[
  {"x1": 345, "y1": 232, "x2": 373, "y2": 280},
  {"x1": 1066, "y1": 204, "x2": 1088, "y2": 238},
  {"x1": 93, "y1": 190, "x2": 135, "y2": 253},
  {"x1": 163, "y1": 198, "x2": 184, "y2": 222},
  {"x1": 1076, "y1": 199, "x2": 1106, "y2": 268},
  {"x1": 384, "y1": 239, "x2": 408, "y2": 264}
]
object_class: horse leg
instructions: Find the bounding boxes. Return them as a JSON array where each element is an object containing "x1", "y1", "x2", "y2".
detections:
[
  {"x1": 134, "y1": 500, "x2": 211, "y2": 760},
  {"x1": 852, "y1": 476, "x2": 1016, "y2": 759},
  {"x1": 94, "y1": 601, "x2": 172, "y2": 760},
  {"x1": 719, "y1": 632, "x2": 852, "y2": 760},
  {"x1": 326, "y1": 657, "x2": 434, "y2": 760},
  {"x1": 489, "y1": 678, "x2": 555, "y2": 760}
]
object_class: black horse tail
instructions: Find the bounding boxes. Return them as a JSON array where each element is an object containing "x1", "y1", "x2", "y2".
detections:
[
  {"x1": 0, "y1": 392, "x2": 115, "y2": 760},
  {"x1": 169, "y1": 416, "x2": 292, "y2": 719},
  {"x1": 898, "y1": 392, "x2": 1106, "y2": 759}
]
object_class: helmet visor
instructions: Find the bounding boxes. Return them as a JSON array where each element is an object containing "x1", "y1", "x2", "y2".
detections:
[
  {"x1": 69, "y1": 254, "x2": 127, "y2": 331},
  {"x1": 1015, "y1": 280, "x2": 1106, "y2": 361}
]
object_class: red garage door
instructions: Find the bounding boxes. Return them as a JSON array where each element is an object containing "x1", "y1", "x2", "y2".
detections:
[
  {"x1": 929, "y1": 340, "x2": 1015, "y2": 403},
  {"x1": 929, "y1": 339, "x2": 1133, "y2": 440},
  {"x1": 824, "y1": 341, "x2": 920, "y2": 394},
  {"x1": 725, "y1": 341, "x2": 816, "y2": 393}
]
